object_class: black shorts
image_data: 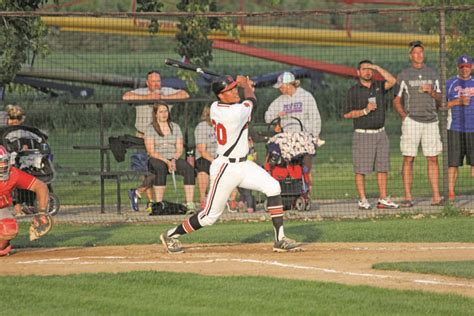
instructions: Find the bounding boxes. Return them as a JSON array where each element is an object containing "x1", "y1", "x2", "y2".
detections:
[
  {"x1": 195, "y1": 158, "x2": 211, "y2": 174},
  {"x1": 448, "y1": 130, "x2": 474, "y2": 167}
]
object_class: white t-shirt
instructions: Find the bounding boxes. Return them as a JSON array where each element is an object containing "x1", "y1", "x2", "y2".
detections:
[
  {"x1": 130, "y1": 87, "x2": 180, "y2": 133},
  {"x1": 264, "y1": 87, "x2": 321, "y2": 137},
  {"x1": 210, "y1": 99, "x2": 253, "y2": 159}
]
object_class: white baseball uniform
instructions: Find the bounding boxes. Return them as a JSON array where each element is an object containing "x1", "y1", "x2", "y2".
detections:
[{"x1": 194, "y1": 98, "x2": 282, "y2": 227}]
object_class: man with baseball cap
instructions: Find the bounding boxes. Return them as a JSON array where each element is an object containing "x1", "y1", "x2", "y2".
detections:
[
  {"x1": 160, "y1": 75, "x2": 300, "y2": 253},
  {"x1": 265, "y1": 71, "x2": 321, "y2": 138},
  {"x1": 446, "y1": 54, "x2": 474, "y2": 201},
  {"x1": 393, "y1": 40, "x2": 443, "y2": 207}
]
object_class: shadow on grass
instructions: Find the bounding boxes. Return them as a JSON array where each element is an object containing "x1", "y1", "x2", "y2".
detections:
[
  {"x1": 240, "y1": 224, "x2": 321, "y2": 243},
  {"x1": 13, "y1": 224, "x2": 119, "y2": 249}
]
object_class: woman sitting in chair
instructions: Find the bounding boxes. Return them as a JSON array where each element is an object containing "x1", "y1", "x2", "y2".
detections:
[{"x1": 144, "y1": 103, "x2": 196, "y2": 214}]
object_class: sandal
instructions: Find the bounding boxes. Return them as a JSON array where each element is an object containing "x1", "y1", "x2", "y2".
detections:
[
  {"x1": 431, "y1": 197, "x2": 445, "y2": 206},
  {"x1": 400, "y1": 200, "x2": 414, "y2": 208}
]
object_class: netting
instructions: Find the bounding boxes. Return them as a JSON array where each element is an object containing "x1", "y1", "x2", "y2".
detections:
[{"x1": 1, "y1": 6, "x2": 473, "y2": 223}]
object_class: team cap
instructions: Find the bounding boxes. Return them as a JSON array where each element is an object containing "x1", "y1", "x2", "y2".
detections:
[
  {"x1": 408, "y1": 40, "x2": 424, "y2": 53},
  {"x1": 273, "y1": 72, "x2": 296, "y2": 88},
  {"x1": 457, "y1": 55, "x2": 472, "y2": 67}
]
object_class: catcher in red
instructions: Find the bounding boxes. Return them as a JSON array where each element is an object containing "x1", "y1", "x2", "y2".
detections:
[{"x1": 0, "y1": 145, "x2": 52, "y2": 257}]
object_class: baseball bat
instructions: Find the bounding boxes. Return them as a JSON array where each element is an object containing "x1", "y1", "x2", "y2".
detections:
[{"x1": 164, "y1": 58, "x2": 222, "y2": 77}]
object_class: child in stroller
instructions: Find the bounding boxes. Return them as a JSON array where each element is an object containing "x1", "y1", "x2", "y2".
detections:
[
  {"x1": 0, "y1": 125, "x2": 60, "y2": 216},
  {"x1": 262, "y1": 117, "x2": 323, "y2": 211}
]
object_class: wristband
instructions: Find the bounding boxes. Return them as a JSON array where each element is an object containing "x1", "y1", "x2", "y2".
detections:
[
  {"x1": 363, "y1": 108, "x2": 368, "y2": 116},
  {"x1": 38, "y1": 208, "x2": 47, "y2": 213}
]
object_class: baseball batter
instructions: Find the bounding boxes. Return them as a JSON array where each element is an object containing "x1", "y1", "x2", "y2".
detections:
[
  {"x1": 160, "y1": 75, "x2": 300, "y2": 253},
  {"x1": 0, "y1": 145, "x2": 52, "y2": 256}
]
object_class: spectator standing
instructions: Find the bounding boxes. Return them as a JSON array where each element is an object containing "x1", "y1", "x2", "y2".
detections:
[
  {"x1": 265, "y1": 72, "x2": 321, "y2": 138},
  {"x1": 123, "y1": 70, "x2": 189, "y2": 212},
  {"x1": 446, "y1": 55, "x2": 474, "y2": 201},
  {"x1": 194, "y1": 105, "x2": 217, "y2": 210},
  {"x1": 344, "y1": 60, "x2": 399, "y2": 210},
  {"x1": 393, "y1": 40, "x2": 443, "y2": 207},
  {"x1": 144, "y1": 103, "x2": 196, "y2": 214}
]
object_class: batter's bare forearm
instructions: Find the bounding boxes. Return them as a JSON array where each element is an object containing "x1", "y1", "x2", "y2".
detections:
[{"x1": 243, "y1": 84, "x2": 255, "y2": 100}]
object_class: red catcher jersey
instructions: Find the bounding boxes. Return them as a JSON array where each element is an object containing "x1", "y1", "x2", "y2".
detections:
[
  {"x1": 210, "y1": 99, "x2": 253, "y2": 159},
  {"x1": 0, "y1": 167, "x2": 36, "y2": 208}
]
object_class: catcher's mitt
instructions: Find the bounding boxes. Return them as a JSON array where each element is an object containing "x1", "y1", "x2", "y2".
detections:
[{"x1": 29, "y1": 213, "x2": 53, "y2": 241}]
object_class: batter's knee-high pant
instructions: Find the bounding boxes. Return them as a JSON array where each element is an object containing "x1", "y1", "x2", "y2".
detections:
[{"x1": 197, "y1": 157, "x2": 281, "y2": 227}]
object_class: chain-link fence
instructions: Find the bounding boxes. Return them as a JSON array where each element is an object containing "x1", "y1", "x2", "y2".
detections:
[{"x1": 1, "y1": 6, "x2": 473, "y2": 223}]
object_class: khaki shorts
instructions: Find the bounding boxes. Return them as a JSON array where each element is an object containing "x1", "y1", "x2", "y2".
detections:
[{"x1": 400, "y1": 117, "x2": 442, "y2": 157}]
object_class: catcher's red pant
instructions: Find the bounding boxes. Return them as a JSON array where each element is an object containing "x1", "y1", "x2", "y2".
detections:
[{"x1": 197, "y1": 157, "x2": 281, "y2": 227}]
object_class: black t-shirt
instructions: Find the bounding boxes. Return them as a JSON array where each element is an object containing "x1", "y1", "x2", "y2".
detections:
[{"x1": 345, "y1": 80, "x2": 390, "y2": 130}]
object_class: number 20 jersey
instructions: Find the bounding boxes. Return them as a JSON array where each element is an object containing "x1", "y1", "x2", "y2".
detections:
[{"x1": 210, "y1": 98, "x2": 254, "y2": 159}]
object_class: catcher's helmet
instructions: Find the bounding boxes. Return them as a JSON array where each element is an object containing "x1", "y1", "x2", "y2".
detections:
[
  {"x1": 211, "y1": 75, "x2": 238, "y2": 96},
  {"x1": 0, "y1": 145, "x2": 11, "y2": 181}
]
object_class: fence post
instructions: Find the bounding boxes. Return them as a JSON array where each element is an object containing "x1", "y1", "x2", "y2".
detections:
[{"x1": 438, "y1": 7, "x2": 449, "y2": 200}]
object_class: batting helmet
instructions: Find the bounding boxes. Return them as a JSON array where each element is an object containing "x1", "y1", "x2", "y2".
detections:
[
  {"x1": 0, "y1": 145, "x2": 11, "y2": 181},
  {"x1": 211, "y1": 75, "x2": 238, "y2": 96}
]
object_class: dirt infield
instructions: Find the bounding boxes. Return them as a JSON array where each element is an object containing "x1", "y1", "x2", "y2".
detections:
[{"x1": 1, "y1": 242, "x2": 473, "y2": 297}]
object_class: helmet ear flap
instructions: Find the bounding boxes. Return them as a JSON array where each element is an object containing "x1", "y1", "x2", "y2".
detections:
[{"x1": 0, "y1": 145, "x2": 11, "y2": 181}]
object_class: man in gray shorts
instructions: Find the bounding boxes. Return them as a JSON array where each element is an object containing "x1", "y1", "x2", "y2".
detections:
[
  {"x1": 344, "y1": 60, "x2": 399, "y2": 210},
  {"x1": 393, "y1": 41, "x2": 443, "y2": 207}
]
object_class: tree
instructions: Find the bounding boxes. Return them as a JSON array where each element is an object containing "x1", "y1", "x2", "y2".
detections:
[
  {"x1": 0, "y1": 0, "x2": 54, "y2": 85},
  {"x1": 418, "y1": 0, "x2": 474, "y2": 74}
]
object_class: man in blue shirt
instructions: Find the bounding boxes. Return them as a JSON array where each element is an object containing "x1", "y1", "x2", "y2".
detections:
[{"x1": 446, "y1": 55, "x2": 474, "y2": 201}]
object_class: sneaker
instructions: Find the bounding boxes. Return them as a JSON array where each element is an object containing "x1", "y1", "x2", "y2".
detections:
[
  {"x1": 273, "y1": 237, "x2": 301, "y2": 252},
  {"x1": 145, "y1": 201, "x2": 153, "y2": 214},
  {"x1": 228, "y1": 200, "x2": 238, "y2": 213},
  {"x1": 160, "y1": 233, "x2": 184, "y2": 254},
  {"x1": 377, "y1": 197, "x2": 399, "y2": 209},
  {"x1": 128, "y1": 189, "x2": 140, "y2": 212},
  {"x1": 358, "y1": 199, "x2": 371, "y2": 210},
  {"x1": 186, "y1": 202, "x2": 197, "y2": 214}
]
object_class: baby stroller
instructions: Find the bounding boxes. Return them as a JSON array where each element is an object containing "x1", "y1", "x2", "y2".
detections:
[
  {"x1": 0, "y1": 125, "x2": 60, "y2": 216},
  {"x1": 263, "y1": 117, "x2": 319, "y2": 211}
]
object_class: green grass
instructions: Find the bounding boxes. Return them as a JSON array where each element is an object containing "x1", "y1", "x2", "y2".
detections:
[
  {"x1": 373, "y1": 261, "x2": 474, "y2": 279},
  {"x1": 0, "y1": 271, "x2": 472, "y2": 316},
  {"x1": 12, "y1": 217, "x2": 474, "y2": 249}
]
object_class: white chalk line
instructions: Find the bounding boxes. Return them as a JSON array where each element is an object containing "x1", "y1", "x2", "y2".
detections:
[
  {"x1": 349, "y1": 246, "x2": 474, "y2": 251},
  {"x1": 15, "y1": 256, "x2": 474, "y2": 290}
]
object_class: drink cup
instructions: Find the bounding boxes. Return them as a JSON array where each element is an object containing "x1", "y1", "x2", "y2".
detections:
[{"x1": 368, "y1": 97, "x2": 377, "y2": 109}]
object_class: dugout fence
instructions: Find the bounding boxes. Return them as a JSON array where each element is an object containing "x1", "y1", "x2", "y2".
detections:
[{"x1": 1, "y1": 5, "x2": 473, "y2": 223}]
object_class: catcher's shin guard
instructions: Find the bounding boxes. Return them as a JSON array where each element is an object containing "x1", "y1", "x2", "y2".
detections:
[
  {"x1": 0, "y1": 241, "x2": 13, "y2": 256},
  {"x1": 0, "y1": 218, "x2": 19, "y2": 241}
]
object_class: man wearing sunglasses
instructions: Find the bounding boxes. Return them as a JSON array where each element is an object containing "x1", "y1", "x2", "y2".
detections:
[
  {"x1": 393, "y1": 40, "x2": 443, "y2": 208},
  {"x1": 446, "y1": 55, "x2": 474, "y2": 201}
]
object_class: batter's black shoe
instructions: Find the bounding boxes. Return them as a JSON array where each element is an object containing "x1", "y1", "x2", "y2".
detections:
[
  {"x1": 273, "y1": 237, "x2": 301, "y2": 252},
  {"x1": 160, "y1": 233, "x2": 184, "y2": 254}
]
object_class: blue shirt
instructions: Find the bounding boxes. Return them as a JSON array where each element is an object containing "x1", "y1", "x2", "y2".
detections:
[{"x1": 446, "y1": 76, "x2": 474, "y2": 132}]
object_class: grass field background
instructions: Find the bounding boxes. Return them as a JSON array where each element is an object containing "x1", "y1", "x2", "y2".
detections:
[{"x1": 4, "y1": 216, "x2": 474, "y2": 315}]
